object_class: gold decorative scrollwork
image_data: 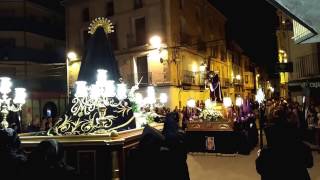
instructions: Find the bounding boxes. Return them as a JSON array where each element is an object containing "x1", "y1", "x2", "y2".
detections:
[
  {"x1": 88, "y1": 17, "x2": 114, "y2": 35},
  {"x1": 47, "y1": 98, "x2": 135, "y2": 136}
]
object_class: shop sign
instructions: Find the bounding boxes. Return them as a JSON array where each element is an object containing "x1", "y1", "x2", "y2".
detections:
[
  {"x1": 309, "y1": 82, "x2": 320, "y2": 88},
  {"x1": 289, "y1": 80, "x2": 320, "y2": 89},
  {"x1": 300, "y1": 81, "x2": 320, "y2": 88}
]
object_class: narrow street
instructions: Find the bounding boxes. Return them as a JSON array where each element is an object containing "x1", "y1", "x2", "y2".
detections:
[{"x1": 187, "y1": 149, "x2": 320, "y2": 180}]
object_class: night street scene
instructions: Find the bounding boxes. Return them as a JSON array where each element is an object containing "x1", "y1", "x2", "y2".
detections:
[{"x1": 1, "y1": 0, "x2": 320, "y2": 180}]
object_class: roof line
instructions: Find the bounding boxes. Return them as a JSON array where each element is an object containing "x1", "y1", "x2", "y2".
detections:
[{"x1": 265, "y1": 0, "x2": 318, "y2": 36}]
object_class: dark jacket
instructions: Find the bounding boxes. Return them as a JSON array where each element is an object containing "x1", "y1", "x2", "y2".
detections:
[
  {"x1": 256, "y1": 125, "x2": 313, "y2": 180},
  {"x1": 0, "y1": 128, "x2": 27, "y2": 180},
  {"x1": 25, "y1": 139, "x2": 80, "y2": 180},
  {"x1": 127, "y1": 112, "x2": 190, "y2": 180}
]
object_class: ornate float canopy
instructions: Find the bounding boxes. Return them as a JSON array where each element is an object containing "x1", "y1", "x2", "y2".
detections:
[
  {"x1": 48, "y1": 18, "x2": 168, "y2": 136},
  {"x1": 48, "y1": 18, "x2": 130, "y2": 136}
]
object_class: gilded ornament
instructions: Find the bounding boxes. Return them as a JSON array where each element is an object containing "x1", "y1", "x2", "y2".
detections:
[{"x1": 88, "y1": 17, "x2": 114, "y2": 35}]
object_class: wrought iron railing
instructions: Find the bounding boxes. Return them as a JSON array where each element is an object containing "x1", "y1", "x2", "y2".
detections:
[{"x1": 125, "y1": 72, "x2": 170, "y2": 86}]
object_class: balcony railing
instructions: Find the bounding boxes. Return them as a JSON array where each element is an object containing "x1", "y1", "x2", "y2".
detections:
[
  {"x1": 293, "y1": 53, "x2": 320, "y2": 80},
  {"x1": 125, "y1": 72, "x2": 170, "y2": 86},
  {"x1": 0, "y1": 47, "x2": 64, "y2": 63},
  {"x1": 0, "y1": 17, "x2": 65, "y2": 40},
  {"x1": 181, "y1": 70, "x2": 207, "y2": 86}
]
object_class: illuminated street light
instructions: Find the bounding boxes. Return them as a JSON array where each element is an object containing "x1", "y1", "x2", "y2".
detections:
[
  {"x1": 235, "y1": 96, "x2": 243, "y2": 107},
  {"x1": 187, "y1": 99, "x2": 196, "y2": 108},
  {"x1": 223, "y1": 97, "x2": 232, "y2": 108},
  {"x1": 159, "y1": 93, "x2": 168, "y2": 104},
  {"x1": 199, "y1": 63, "x2": 206, "y2": 72},
  {"x1": 256, "y1": 88, "x2": 265, "y2": 104},
  {"x1": 149, "y1": 35, "x2": 162, "y2": 49},
  {"x1": 236, "y1": 74, "x2": 241, "y2": 80},
  {"x1": 67, "y1": 51, "x2": 78, "y2": 61}
]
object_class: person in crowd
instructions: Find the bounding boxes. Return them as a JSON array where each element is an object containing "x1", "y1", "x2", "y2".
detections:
[
  {"x1": 182, "y1": 106, "x2": 189, "y2": 130},
  {"x1": 0, "y1": 128, "x2": 27, "y2": 180},
  {"x1": 315, "y1": 106, "x2": 320, "y2": 126},
  {"x1": 256, "y1": 110, "x2": 313, "y2": 180},
  {"x1": 8, "y1": 111, "x2": 22, "y2": 133},
  {"x1": 40, "y1": 117, "x2": 53, "y2": 131},
  {"x1": 27, "y1": 116, "x2": 41, "y2": 132},
  {"x1": 25, "y1": 139, "x2": 80, "y2": 180}
]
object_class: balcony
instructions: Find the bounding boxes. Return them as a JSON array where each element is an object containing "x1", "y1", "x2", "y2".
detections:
[
  {"x1": 181, "y1": 70, "x2": 206, "y2": 86},
  {"x1": 0, "y1": 17, "x2": 65, "y2": 40},
  {"x1": 180, "y1": 32, "x2": 193, "y2": 46},
  {"x1": 0, "y1": 47, "x2": 65, "y2": 63},
  {"x1": 293, "y1": 53, "x2": 320, "y2": 80},
  {"x1": 232, "y1": 78, "x2": 243, "y2": 86},
  {"x1": 221, "y1": 78, "x2": 231, "y2": 87},
  {"x1": 126, "y1": 72, "x2": 170, "y2": 86}
]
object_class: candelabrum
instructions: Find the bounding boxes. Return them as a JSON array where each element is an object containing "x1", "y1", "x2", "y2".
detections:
[
  {"x1": 71, "y1": 70, "x2": 168, "y2": 128},
  {"x1": 71, "y1": 70, "x2": 129, "y2": 127},
  {"x1": 0, "y1": 77, "x2": 26, "y2": 129}
]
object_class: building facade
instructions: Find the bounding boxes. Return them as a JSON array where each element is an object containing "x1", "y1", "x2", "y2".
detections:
[
  {"x1": 65, "y1": 0, "x2": 256, "y2": 109},
  {"x1": 0, "y1": 0, "x2": 66, "y2": 130},
  {"x1": 276, "y1": 10, "x2": 320, "y2": 104}
]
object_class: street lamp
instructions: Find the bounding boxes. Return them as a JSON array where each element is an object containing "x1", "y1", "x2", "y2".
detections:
[
  {"x1": 187, "y1": 99, "x2": 196, "y2": 108},
  {"x1": 66, "y1": 51, "x2": 80, "y2": 103},
  {"x1": 235, "y1": 96, "x2": 243, "y2": 117},
  {"x1": 223, "y1": 97, "x2": 232, "y2": 119},
  {"x1": 199, "y1": 63, "x2": 206, "y2": 72},
  {"x1": 255, "y1": 88, "x2": 265, "y2": 148},
  {"x1": 0, "y1": 77, "x2": 26, "y2": 129},
  {"x1": 149, "y1": 35, "x2": 162, "y2": 49}
]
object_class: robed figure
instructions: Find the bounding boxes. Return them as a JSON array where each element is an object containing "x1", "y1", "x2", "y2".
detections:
[{"x1": 207, "y1": 71, "x2": 223, "y2": 102}]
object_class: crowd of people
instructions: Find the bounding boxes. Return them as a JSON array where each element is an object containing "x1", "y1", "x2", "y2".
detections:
[
  {"x1": 2, "y1": 97, "x2": 318, "y2": 180},
  {"x1": 256, "y1": 98, "x2": 315, "y2": 180},
  {"x1": 0, "y1": 128, "x2": 80, "y2": 180},
  {"x1": 26, "y1": 116, "x2": 58, "y2": 133},
  {"x1": 264, "y1": 98, "x2": 320, "y2": 145}
]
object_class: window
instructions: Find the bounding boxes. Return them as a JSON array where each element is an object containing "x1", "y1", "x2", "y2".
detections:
[
  {"x1": 82, "y1": 8, "x2": 89, "y2": 22},
  {"x1": 0, "y1": 38, "x2": 16, "y2": 48},
  {"x1": 134, "y1": 0, "x2": 143, "y2": 9},
  {"x1": 134, "y1": 17, "x2": 146, "y2": 46},
  {"x1": 136, "y1": 56, "x2": 149, "y2": 85},
  {"x1": 210, "y1": 46, "x2": 218, "y2": 58},
  {"x1": 106, "y1": 1, "x2": 114, "y2": 17},
  {"x1": 109, "y1": 24, "x2": 118, "y2": 50},
  {"x1": 245, "y1": 75, "x2": 249, "y2": 84}
]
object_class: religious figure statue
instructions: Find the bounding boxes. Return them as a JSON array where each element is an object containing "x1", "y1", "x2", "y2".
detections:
[{"x1": 207, "y1": 71, "x2": 223, "y2": 102}]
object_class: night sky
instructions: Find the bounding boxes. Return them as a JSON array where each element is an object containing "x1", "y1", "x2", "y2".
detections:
[{"x1": 209, "y1": 0, "x2": 278, "y2": 76}]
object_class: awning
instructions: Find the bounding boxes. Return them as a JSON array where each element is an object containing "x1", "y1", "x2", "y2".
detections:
[{"x1": 266, "y1": 0, "x2": 320, "y2": 43}]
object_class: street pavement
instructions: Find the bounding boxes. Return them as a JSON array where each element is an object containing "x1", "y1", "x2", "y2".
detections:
[{"x1": 187, "y1": 149, "x2": 320, "y2": 180}]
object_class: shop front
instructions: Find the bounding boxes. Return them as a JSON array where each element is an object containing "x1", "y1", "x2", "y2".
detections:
[{"x1": 288, "y1": 78, "x2": 320, "y2": 105}]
